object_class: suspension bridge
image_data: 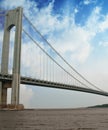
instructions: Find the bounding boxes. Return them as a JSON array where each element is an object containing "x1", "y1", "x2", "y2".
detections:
[{"x1": 0, "y1": 7, "x2": 108, "y2": 109}]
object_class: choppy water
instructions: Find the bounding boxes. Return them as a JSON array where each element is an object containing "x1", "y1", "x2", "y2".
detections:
[{"x1": 0, "y1": 108, "x2": 108, "y2": 130}]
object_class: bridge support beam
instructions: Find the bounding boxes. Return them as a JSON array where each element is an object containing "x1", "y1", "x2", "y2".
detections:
[{"x1": 0, "y1": 7, "x2": 23, "y2": 109}]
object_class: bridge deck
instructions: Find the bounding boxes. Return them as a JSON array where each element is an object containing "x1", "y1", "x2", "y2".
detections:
[{"x1": 0, "y1": 73, "x2": 108, "y2": 97}]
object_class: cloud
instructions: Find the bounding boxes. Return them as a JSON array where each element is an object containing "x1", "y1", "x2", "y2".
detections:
[
  {"x1": 1, "y1": 0, "x2": 27, "y2": 9},
  {"x1": 48, "y1": 26, "x2": 92, "y2": 63},
  {"x1": 99, "y1": 15, "x2": 108, "y2": 32},
  {"x1": 1, "y1": 0, "x2": 92, "y2": 64},
  {"x1": 74, "y1": 8, "x2": 79, "y2": 14},
  {"x1": 83, "y1": 0, "x2": 97, "y2": 5},
  {"x1": 99, "y1": 41, "x2": 108, "y2": 47},
  {"x1": 84, "y1": 0, "x2": 91, "y2": 5},
  {"x1": 7, "y1": 85, "x2": 34, "y2": 108},
  {"x1": 20, "y1": 85, "x2": 34, "y2": 107},
  {"x1": 86, "y1": 6, "x2": 108, "y2": 34},
  {"x1": 1, "y1": 0, "x2": 108, "y2": 65}
]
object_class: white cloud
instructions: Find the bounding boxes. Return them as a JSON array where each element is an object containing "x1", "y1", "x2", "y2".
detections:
[
  {"x1": 1, "y1": 0, "x2": 93, "y2": 64},
  {"x1": 7, "y1": 85, "x2": 34, "y2": 108},
  {"x1": 99, "y1": 41, "x2": 108, "y2": 47},
  {"x1": 83, "y1": 0, "x2": 97, "y2": 5},
  {"x1": 84, "y1": 0, "x2": 91, "y2": 5},
  {"x1": 20, "y1": 85, "x2": 34, "y2": 107},
  {"x1": 86, "y1": 6, "x2": 108, "y2": 34},
  {"x1": 48, "y1": 26, "x2": 92, "y2": 63},
  {"x1": 99, "y1": 15, "x2": 108, "y2": 32},
  {"x1": 2, "y1": 1, "x2": 108, "y2": 66},
  {"x1": 71, "y1": 43, "x2": 91, "y2": 63},
  {"x1": 85, "y1": 7, "x2": 101, "y2": 35},
  {"x1": 74, "y1": 8, "x2": 79, "y2": 14},
  {"x1": 1, "y1": 0, "x2": 26, "y2": 9}
]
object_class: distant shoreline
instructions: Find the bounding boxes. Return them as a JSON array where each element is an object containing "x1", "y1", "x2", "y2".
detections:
[
  {"x1": 88, "y1": 104, "x2": 108, "y2": 108},
  {"x1": 24, "y1": 104, "x2": 108, "y2": 110}
]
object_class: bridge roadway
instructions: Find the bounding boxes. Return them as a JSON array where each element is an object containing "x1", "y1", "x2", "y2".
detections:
[{"x1": 0, "y1": 73, "x2": 108, "y2": 97}]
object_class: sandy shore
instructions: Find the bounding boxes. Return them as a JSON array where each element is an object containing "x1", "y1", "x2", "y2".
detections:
[{"x1": 0, "y1": 108, "x2": 108, "y2": 130}]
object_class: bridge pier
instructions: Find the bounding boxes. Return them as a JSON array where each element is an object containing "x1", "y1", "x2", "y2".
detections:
[
  {"x1": 0, "y1": 83, "x2": 8, "y2": 108},
  {"x1": 0, "y1": 7, "x2": 24, "y2": 110},
  {"x1": 2, "y1": 87, "x2": 7, "y2": 107},
  {"x1": 0, "y1": 83, "x2": 7, "y2": 108}
]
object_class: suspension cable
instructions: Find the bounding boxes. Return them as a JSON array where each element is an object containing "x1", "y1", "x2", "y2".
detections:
[
  {"x1": 23, "y1": 14, "x2": 103, "y2": 92},
  {"x1": 22, "y1": 28, "x2": 93, "y2": 89}
]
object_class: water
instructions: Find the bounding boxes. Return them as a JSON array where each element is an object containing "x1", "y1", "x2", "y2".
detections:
[{"x1": 0, "y1": 108, "x2": 108, "y2": 130}]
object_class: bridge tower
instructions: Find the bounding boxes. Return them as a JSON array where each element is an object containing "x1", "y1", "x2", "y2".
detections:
[{"x1": 0, "y1": 7, "x2": 23, "y2": 109}]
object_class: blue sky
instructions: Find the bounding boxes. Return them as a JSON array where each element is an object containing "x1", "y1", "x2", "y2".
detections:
[{"x1": 1, "y1": 0, "x2": 108, "y2": 108}]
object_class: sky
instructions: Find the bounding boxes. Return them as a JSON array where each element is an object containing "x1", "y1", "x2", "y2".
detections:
[{"x1": 1, "y1": 0, "x2": 108, "y2": 108}]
